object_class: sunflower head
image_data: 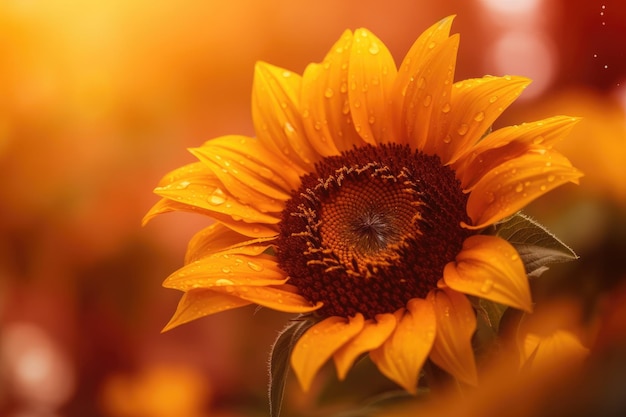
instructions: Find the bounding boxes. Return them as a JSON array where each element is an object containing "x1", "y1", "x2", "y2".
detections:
[{"x1": 145, "y1": 15, "x2": 582, "y2": 406}]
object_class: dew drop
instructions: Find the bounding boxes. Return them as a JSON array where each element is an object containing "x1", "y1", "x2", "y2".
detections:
[
  {"x1": 216, "y1": 278, "x2": 234, "y2": 286},
  {"x1": 176, "y1": 180, "x2": 191, "y2": 190},
  {"x1": 443, "y1": 135, "x2": 452, "y2": 144},
  {"x1": 547, "y1": 174, "x2": 556, "y2": 182},
  {"x1": 340, "y1": 82, "x2": 348, "y2": 93},
  {"x1": 533, "y1": 136, "x2": 544, "y2": 144},
  {"x1": 515, "y1": 183, "x2": 524, "y2": 193},
  {"x1": 324, "y1": 87, "x2": 334, "y2": 98},
  {"x1": 489, "y1": 95, "x2": 498, "y2": 103},
  {"x1": 247, "y1": 261, "x2": 264, "y2": 272},
  {"x1": 540, "y1": 184, "x2": 547, "y2": 191},
  {"x1": 368, "y1": 115, "x2": 376, "y2": 124},
  {"x1": 314, "y1": 121, "x2": 322, "y2": 131},
  {"x1": 474, "y1": 111, "x2": 485, "y2": 122},
  {"x1": 368, "y1": 42, "x2": 380, "y2": 55},
  {"x1": 417, "y1": 77, "x2": 426, "y2": 89},
  {"x1": 457, "y1": 123, "x2": 469, "y2": 136},
  {"x1": 423, "y1": 95, "x2": 432, "y2": 107},
  {"x1": 209, "y1": 189, "x2": 226, "y2": 205},
  {"x1": 480, "y1": 279, "x2": 494, "y2": 293},
  {"x1": 342, "y1": 99, "x2": 350, "y2": 115},
  {"x1": 442, "y1": 103, "x2": 451, "y2": 113},
  {"x1": 428, "y1": 41, "x2": 436, "y2": 49},
  {"x1": 485, "y1": 191, "x2": 496, "y2": 203},
  {"x1": 282, "y1": 70, "x2": 292, "y2": 78}
]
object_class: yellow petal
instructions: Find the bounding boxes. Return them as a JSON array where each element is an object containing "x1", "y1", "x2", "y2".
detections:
[
  {"x1": 427, "y1": 288, "x2": 478, "y2": 385},
  {"x1": 369, "y1": 299, "x2": 436, "y2": 393},
  {"x1": 164, "y1": 253, "x2": 286, "y2": 291},
  {"x1": 402, "y1": 34, "x2": 459, "y2": 153},
  {"x1": 443, "y1": 235, "x2": 532, "y2": 312},
  {"x1": 155, "y1": 161, "x2": 213, "y2": 188},
  {"x1": 333, "y1": 313, "x2": 397, "y2": 380},
  {"x1": 189, "y1": 142, "x2": 288, "y2": 214},
  {"x1": 143, "y1": 198, "x2": 278, "y2": 238},
  {"x1": 348, "y1": 28, "x2": 397, "y2": 144},
  {"x1": 465, "y1": 149, "x2": 583, "y2": 229},
  {"x1": 393, "y1": 15, "x2": 455, "y2": 122},
  {"x1": 291, "y1": 314, "x2": 365, "y2": 391},
  {"x1": 439, "y1": 75, "x2": 532, "y2": 165},
  {"x1": 185, "y1": 222, "x2": 275, "y2": 264},
  {"x1": 251, "y1": 62, "x2": 318, "y2": 171},
  {"x1": 215, "y1": 284, "x2": 322, "y2": 314},
  {"x1": 301, "y1": 30, "x2": 365, "y2": 154},
  {"x1": 142, "y1": 161, "x2": 218, "y2": 226},
  {"x1": 454, "y1": 116, "x2": 581, "y2": 190},
  {"x1": 162, "y1": 289, "x2": 252, "y2": 332},
  {"x1": 153, "y1": 166, "x2": 280, "y2": 225},
  {"x1": 199, "y1": 135, "x2": 302, "y2": 196}
]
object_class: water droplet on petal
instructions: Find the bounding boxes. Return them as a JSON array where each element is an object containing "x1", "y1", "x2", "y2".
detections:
[
  {"x1": 533, "y1": 136, "x2": 544, "y2": 144},
  {"x1": 428, "y1": 41, "x2": 436, "y2": 49},
  {"x1": 417, "y1": 77, "x2": 426, "y2": 90},
  {"x1": 176, "y1": 180, "x2": 191, "y2": 190},
  {"x1": 216, "y1": 278, "x2": 234, "y2": 286},
  {"x1": 480, "y1": 279, "x2": 494, "y2": 293},
  {"x1": 423, "y1": 95, "x2": 432, "y2": 107},
  {"x1": 324, "y1": 87, "x2": 334, "y2": 98},
  {"x1": 457, "y1": 124, "x2": 469, "y2": 136},
  {"x1": 442, "y1": 103, "x2": 451, "y2": 113},
  {"x1": 368, "y1": 42, "x2": 380, "y2": 55},
  {"x1": 547, "y1": 175, "x2": 556, "y2": 182},
  {"x1": 368, "y1": 115, "x2": 376, "y2": 124},
  {"x1": 247, "y1": 261, "x2": 264, "y2": 272},
  {"x1": 474, "y1": 111, "x2": 485, "y2": 122},
  {"x1": 209, "y1": 189, "x2": 226, "y2": 205},
  {"x1": 489, "y1": 95, "x2": 498, "y2": 103},
  {"x1": 443, "y1": 135, "x2": 452, "y2": 144},
  {"x1": 515, "y1": 183, "x2": 524, "y2": 193},
  {"x1": 342, "y1": 100, "x2": 350, "y2": 115}
]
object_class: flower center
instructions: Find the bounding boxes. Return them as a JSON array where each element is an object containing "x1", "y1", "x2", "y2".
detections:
[{"x1": 277, "y1": 143, "x2": 472, "y2": 319}]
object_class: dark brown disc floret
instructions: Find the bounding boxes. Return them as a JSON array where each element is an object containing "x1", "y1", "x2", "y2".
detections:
[{"x1": 277, "y1": 143, "x2": 472, "y2": 319}]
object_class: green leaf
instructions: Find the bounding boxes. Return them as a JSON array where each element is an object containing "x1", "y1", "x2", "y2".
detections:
[
  {"x1": 268, "y1": 315, "x2": 317, "y2": 417},
  {"x1": 474, "y1": 297, "x2": 509, "y2": 334},
  {"x1": 486, "y1": 212, "x2": 578, "y2": 278}
]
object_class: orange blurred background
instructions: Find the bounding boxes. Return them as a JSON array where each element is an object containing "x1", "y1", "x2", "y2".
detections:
[{"x1": 1, "y1": 0, "x2": 625, "y2": 416}]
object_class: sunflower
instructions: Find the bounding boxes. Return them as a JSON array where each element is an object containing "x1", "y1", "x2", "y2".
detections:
[{"x1": 144, "y1": 16, "x2": 582, "y2": 394}]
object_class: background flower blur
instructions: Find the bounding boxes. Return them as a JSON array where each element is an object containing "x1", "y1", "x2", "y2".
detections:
[{"x1": 0, "y1": 1, "x2": 624, "y2": 416}]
